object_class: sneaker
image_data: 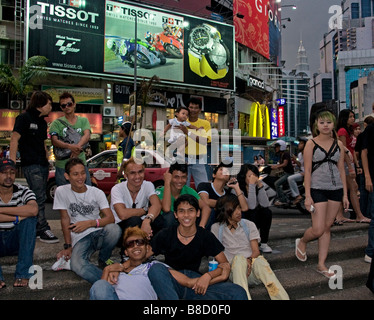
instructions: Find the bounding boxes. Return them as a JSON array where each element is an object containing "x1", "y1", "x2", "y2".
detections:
[
  {"x1": 38, "y1": 230, "x2": 59, "y2": 244},
  {"x1": 364, "y1": 254, "x2": 372, "y2": 263},
  {"x1": 260, "y1": 243, "x2": 273, "y2": 253},
  {"x1": 52, "y1": 256, "x2": 71, "y2": 271}
]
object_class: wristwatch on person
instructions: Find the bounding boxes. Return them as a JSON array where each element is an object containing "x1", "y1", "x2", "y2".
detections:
[
  {"x1": 188, "y1": 23, "x2": 229, "y2": 80},
  {"x1": 64, "y1": 243, "x2": 72, "y2": 250}
]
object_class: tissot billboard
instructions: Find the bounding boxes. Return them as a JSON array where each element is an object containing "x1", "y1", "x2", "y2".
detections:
[{"x1": 26, "y1": 0, "x2": 235, "y2": 91}]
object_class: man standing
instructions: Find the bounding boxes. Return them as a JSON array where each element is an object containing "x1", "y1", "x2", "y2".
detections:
[
  {"x1": 0, "y1": 159, "x2": 38, "y2": 288},
  {"x1": 179, "y1": 97, "x2": 211, "y2": 188},
  {"x1": 9, "y1": 91, "x2": 58, "y2": 243},
  {"x1": 49, "y1": 92, "x2": 92, "y2": 187}
]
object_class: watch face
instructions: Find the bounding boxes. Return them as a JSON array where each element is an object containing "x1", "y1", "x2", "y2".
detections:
[
  {"x1": 209, "y1": 42, "x2": 228, "y2": 67},
  {"x1": 189, "y1": 26, "x2": 212, "y2": 50}
]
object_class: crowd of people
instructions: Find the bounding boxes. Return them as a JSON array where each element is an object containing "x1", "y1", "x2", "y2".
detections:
[{"x1": 0, "y1": 90, "x2": 374, "y2": 298}]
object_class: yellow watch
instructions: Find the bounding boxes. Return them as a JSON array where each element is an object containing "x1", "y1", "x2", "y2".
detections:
[{"x1": 188, "y1": 23, "x2": 229, "y2": 80}]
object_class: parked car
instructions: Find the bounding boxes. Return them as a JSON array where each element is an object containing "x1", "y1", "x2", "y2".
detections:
[{"x1": 46, "y1": 149, "x2": 171, "y2": 202}]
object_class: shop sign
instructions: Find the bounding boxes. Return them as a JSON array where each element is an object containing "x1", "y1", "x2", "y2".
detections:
[
  {"x1": 270, "y1": 108, "x2": 278, "y2": 139},
  {"x1": 278, "y1": 106, "x2": 285, "y2": 137},
  {"x1": 248, "y1": 102, "x2": 270, "y2": 139}
]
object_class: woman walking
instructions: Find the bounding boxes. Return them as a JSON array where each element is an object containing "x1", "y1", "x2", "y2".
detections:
[{"x1": 295, "y1": 110, "x2": 349, "y2": 279}]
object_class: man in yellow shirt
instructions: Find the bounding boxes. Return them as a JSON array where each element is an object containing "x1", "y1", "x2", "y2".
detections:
[{"x1": 179, "y1": 98, "x2": 211, "y2": 189}]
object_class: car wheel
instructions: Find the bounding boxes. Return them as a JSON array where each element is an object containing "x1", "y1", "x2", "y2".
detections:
[{"x1": 46, "y1": 179, "x2": 57, "y2": 203}]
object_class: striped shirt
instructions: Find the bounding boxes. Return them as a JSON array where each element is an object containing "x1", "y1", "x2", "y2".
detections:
[{"x1": 0, "y1": 184, "x2": 36, "y2": 229}]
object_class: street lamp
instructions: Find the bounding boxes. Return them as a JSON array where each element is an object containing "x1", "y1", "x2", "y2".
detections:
[{"x1": 278, "y1": 5, "x2": 297, "y2": 11}]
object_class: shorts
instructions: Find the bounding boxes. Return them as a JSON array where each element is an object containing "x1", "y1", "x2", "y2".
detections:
[{"x1": 311, "y1": 188, "x2": 343, "y2": 203}]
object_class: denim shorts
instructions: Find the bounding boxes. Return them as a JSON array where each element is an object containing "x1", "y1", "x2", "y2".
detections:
[{"x1": 311, "y1": 188, "x2": 343, "y2": 203}]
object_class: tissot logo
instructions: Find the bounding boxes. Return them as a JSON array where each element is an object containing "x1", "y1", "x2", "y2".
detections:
[
  {"x1": 55, "y1": 35, "x2": 81, "y2": 55},
  {"x1": 36, "y1": 1, "x2": 99, "y2": 24}
]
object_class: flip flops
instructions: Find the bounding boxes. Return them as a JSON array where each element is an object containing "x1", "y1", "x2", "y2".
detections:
[
  {"x1": 316, "y1": 269, "x2": 337, "y2": 279},
  {"x1": 0, "y1": 281, "x2": 6, "y2": 289},
  {"x1": 295, "y1": 238, "x2": 307, "y2": 262}
]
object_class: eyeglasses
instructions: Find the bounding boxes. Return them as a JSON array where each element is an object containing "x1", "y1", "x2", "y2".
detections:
[
  {"x1": 60, "y1": 102, "x2": 74, "y2": 109},
  {"x1": 125, "y1": 239, "x2": 146, "y2": 248}
]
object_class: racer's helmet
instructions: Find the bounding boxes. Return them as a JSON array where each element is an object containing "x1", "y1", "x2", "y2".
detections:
[{"x1": 106, "y1": 39, "x2": 115, "y2": 50}]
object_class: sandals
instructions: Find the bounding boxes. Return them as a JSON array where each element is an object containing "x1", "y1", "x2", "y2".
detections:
[
  {"x1": 293, "y1": 196, "x2": 303, "y2": 205},
  {"x1": 356, "y1": 217, "x2": 371, "y2": 224},
  {"x1": 295, "y1": 238, "x2": 307, "y2": 262},
  {"x1": 13, "y1": 278, "x2": 29, "y2": 288},
  {"x1": 0, "y1": 281, "x2": 6, "y2": 289},
  {"x1": 316, "y1": 269, "x2": 336, "y2": 279}
]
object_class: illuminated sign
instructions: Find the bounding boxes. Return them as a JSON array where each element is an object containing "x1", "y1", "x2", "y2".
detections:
[
  {"x1": 278, "y1": 106, "x2": 285, "y2": 137},
  {"x1": 248, "y1": 102, "x2": 270, "y2": 139},
  {"x1": 270, "y1": 108, "x2": 278, "y2": 139},
  {"x1": 276, "y1": 98, "x2": 286, "y2": 106}
]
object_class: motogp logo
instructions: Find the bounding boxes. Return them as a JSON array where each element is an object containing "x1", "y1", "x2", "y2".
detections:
[{"x1": 55, "y1": 36, "x2": 81, "y2": 55}]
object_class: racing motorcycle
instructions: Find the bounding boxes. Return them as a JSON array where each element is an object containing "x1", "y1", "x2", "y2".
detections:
[
  {"x1": 259, "y1": 165, "x2": 309, "y2": 215},
  {"x1": 106, "y1": 36, "x2": 166, "y2": 69},
  {"x1": 145, "y1": 31, "x2": 183, "y2": 59}
]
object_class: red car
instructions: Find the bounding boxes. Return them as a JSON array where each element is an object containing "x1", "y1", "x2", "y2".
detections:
[{"x1": 46, "y1": 149, "x2": 171, "y2": 202}]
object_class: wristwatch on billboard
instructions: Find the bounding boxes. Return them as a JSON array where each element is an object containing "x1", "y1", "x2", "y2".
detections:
[{"x1": 188, "y1": 23, "x2": 229, "y2": 80}]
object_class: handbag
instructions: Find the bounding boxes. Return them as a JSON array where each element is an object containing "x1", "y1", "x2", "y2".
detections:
[{"x1": 53, "y1": 119, "x2": 90, "y2": 160}]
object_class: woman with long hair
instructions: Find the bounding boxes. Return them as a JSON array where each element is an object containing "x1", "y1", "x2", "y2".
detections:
[
  {"x1": 296, "y1": 110, "x2": 349, "y2": 278},
  {"x1": 337, "y1": 109, "x2": 370, "y2": 223}
]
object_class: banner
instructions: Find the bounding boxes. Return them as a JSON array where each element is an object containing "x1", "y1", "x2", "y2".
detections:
[
  {"x1": 27, "y1": 0, "x2": 235, "y2": 91},
  {"x1": 278, "y1": 106, "x2": 285, "y2": 137},
  {"x1": 234, "y1": 0, "x2": 281, "y2": 64}
]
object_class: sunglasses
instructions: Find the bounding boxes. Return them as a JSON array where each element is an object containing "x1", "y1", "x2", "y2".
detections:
[
  {"x1": 125, "y1": 238, "x2": 146, "y2": 248},
  {"x1": 60, "y1": 102, "x2": 74, "y2": 109}
]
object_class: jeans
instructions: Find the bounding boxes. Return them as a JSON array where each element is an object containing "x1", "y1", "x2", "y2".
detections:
[
  {"x1": 274, "y1": 173, "x2": 292, "y2": 203},
  {"x1": 186, "y1": 157, "x2": 209, "y2": 189},
  {"x1": 148, "y1": 263, "x2": 248, "y2": 300},
  {"x1": 358, "y1": 173, "x2": 371, "y2": 218},
  {"x1": 230, "y1": 255, "x2": 289, "y2": 300},
  {"x1": 0, "y1": 217, "x2": 37, "y2": 281},
  {"x1": 70, "y1": 224, "x2": 121, "y2": 284},
  {"x1": 365, "y1": 191, "x2": 374, "y2": 258},
  {"x1": 90, "y1": 279, "x2": 119, "y2": 300},
  {"x1": 23, "y1": 164, "x2": 49, "y2": 233},
  {"x1": 287, "y1": 173, "x2": 304, "y2": 198},
  {"x1": 162, "y1": 211, "x2": 178, "y2": 228},
  {"x1": 55, "y1": 165, "x2": 92, "y2": 187}
]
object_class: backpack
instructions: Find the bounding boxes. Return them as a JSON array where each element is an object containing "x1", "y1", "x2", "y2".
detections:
[{"x1": 53, "y1": 119, "x2": 90, "y2": 160}]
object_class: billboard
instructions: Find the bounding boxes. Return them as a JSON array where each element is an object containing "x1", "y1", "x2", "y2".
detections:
[
  {"x1": 26, "y1": 0, "x2": 235, "y2": 91},
  {"x1": 234, "y1": 0, "x2": 281, "y2": 64}
]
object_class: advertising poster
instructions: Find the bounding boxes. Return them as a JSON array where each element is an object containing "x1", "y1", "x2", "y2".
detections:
[
  {"x1": 27, "y1": 0, "x2": 234, "y2": 91},
  {"x1": 234, "y1": 0, "x2": 281, "y2": 64}
]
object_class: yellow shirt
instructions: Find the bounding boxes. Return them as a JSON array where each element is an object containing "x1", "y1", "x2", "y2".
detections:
[{"x1": 185, "y1": 118, "x2": 211, "y2": 156}]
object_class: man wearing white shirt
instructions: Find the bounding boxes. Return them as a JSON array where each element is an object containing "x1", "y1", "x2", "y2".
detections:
[
  {"x1": 110, "y1": 158, "x2": 162, "y2": 261},
  {"x1": 54, "y1": 158, "x2": 121, "y2": 284}
]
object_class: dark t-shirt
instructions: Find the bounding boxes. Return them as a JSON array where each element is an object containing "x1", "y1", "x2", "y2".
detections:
[
  {"x1": 151, "y1": 225, "x2": 224, "y2": 273},
  {"x1": 197, "y1": 182, "x2": 227, "y2": 202},
  {"x1": 362, "y1": 123, "x2": 374, "y2": 181},
  {"x1": 281, "y1": 151, "x2": 294, "y2": 174},
  {"x1": 12, "y1": 109, "x2": 49, "y2": 167}
]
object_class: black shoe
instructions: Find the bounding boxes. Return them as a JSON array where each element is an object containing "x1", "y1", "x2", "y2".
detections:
[{"x1": 38, "y1": 230, "x2": 59, "y2": 243}]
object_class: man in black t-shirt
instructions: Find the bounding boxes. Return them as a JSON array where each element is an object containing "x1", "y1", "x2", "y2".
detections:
[
  {"x1": 148, "y1": 194, "x2": 247, "y2": 300},
  {"x1": 9, "y1": 91, "x2": 58, "y2": 244},
  {"x1": 270, "y1": 140, "x2": 294, "y2": 206},
  {"x1": 362, "y1": 122, "x2": 374, "y2": 264}
]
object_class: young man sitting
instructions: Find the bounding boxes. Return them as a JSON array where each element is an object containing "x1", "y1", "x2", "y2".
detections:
[
  {"x1": 53, "y1": 158, "x2": 121, "y2": 284},
  {"x1": 0, "y1": 159, "x2": 38, "y2": 288},
  {"x1": 147, "y1": 194, "x2": 248, "y2": 300},
  {"x1": 155, "y1": 162, "x2": 210, "y2": 228}
]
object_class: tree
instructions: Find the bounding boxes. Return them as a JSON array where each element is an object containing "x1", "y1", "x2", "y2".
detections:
[{"x1": 0, "y1": 55, "x2": 48, "y2": 110}]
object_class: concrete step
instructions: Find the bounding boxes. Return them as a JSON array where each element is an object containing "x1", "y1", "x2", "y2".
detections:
[{"x1": 0, "y1": 218, "x2": 371, "y2": 300}]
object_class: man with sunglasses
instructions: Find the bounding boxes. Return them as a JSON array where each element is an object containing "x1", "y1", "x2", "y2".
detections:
[
  {"x1": 49, "y1": 92, "x2": 92, "y2": 187},
  {"x1": 90, "y1": 226, "x2": 166, "y2": 300}
]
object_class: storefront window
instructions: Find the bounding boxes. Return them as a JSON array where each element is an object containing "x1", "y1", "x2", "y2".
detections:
[
  {"x1": 122, "y1": 104, "x2": 141, "y2": 122},
  {"x1": 204, "y1": 112, "x2": 219, "y2": 129}
]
